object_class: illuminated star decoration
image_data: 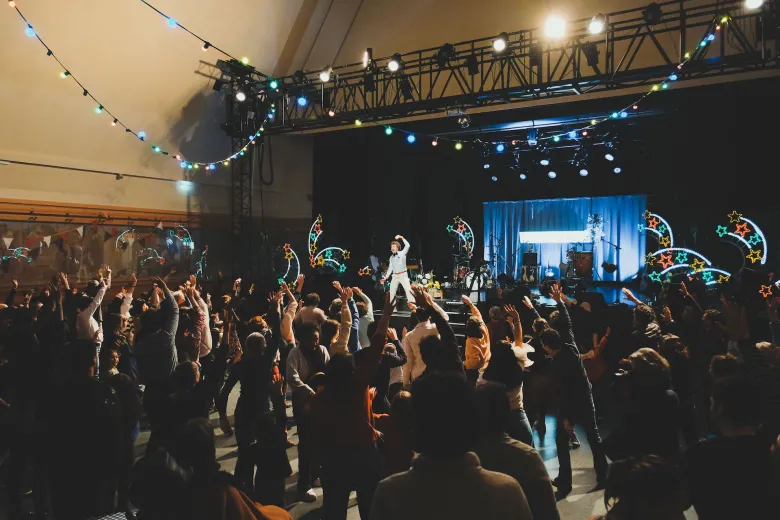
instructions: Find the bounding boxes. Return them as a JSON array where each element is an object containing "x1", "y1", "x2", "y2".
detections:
[
  {"x1": 660, "y1": 236, "x2": 671, "y2": 247},
  {"x1": 313, "y1": 223, "x2": 321, "y2": 233},
  {"x1": 701, "y1": 271, "x2": 714, "y2": 283},
  {"x1": 358, "y1": 267, "x2": 372, "y2": 276},
  {"x1": 676, "y1": 251, "x2": 689, "y2": 264},
  {"x1": 647, "y1": 217, "x2": 659, "y2": 229},
  {"x1": 645, "y1": 254, "x2": 656, "y2": 266},
  {"x1": 284, "y1": 251, "x2": 294, "y2": 261},
  {"x1": 310, "y1": 256, "x2": 316, "y2": 267},
  {"x1": 316, "y1": 215, "x2": 323, "y2": 224},
  {"x1": 464, "y1": 231, "x2": 472, "y2": 239},
  {"x1": 283, "y1": 243, "x2": 291, "y2": 251},
  {"x1": 658, "y1": 224, "x2": 667, "y2": 234},
  {"x1": 343, "y1": 250, "x2": 351, "y2": 260},
  {"x1": 717, "y1": 275, "x2": 730, "y2": 284},
  {"x1": 747, "y1": 234, "x2": 762, "y2": 246},
  {"x1": 338, "y1": 264, "x2": 347, "y2": 274},
  {"x1": 649, "y1": 271, "x2": 662, "y2": 283},
  {"x1": 734, "y1": 222, "x2": 751, "y2": 238},
  {"x1": 454, "y1": 216, "x2": 461, "y2": 223},
  {"x1": 727, "y1": 210, "x2": 742, "y2": 223},
  {"x1": 691, "y1": 259, "x2": 705, "y2": 273},
  {"x1": 716, "y1": 225, "x2": 728, "y2": 238},
  {"x1": 759, "y1": 285, "x2": 773, "y2": 299},
  {"x1": 316, "y1": 256, "x2": 325, "y2": 266},
  {"x1": 659, "y1": 253, "x2": 674, "y2": 269},
  {"x1": 446, "y1": 225, "x2": 454, "y2": 233},
  {"x1": 325, "y1": 249, "x2": 333, "y2": 259},
  {"x1": 643, "y1": 210, "x2": 651, "y2": 220},
  {"x1": 310, "y1": 233, "x2": 317, "y2": 241},
  {"x1": 747, "y1": 249, "x2": 762, "y2": 263},
  {"x1": 457, "y1": 223, "x2": 466, "y2": 233},
  {"x1": 310, "y1": 244, "x2": 317, "y2": 253},
  {"x1": 638, "y1": 223, "x2": 644, "y2": 233},
  {"x1": 277, "y1": 278, "x2": 285, "y2": 285}
]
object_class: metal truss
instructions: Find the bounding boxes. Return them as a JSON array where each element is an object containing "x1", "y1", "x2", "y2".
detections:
[{"x1": 249, "y1": 0, "x2": 776, "y2": 134}]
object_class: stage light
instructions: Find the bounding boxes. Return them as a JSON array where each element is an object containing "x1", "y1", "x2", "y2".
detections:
[
  {"x1": 465, "y1": 54, "x2": 479, "y2": 75},
  {"x1": 241, "y1": 57, "x2": 250, "y2": 65},
  {"x1": 643, "y1": 3, "x2": 662, "y2": 25},
  {"x1": 457, "y1": 114, "x2": 471, "y2": 128},
  {"x1": 400, "y1": 76, "x2": 414, "y2": 100},
  {"x1": 25, "y1": 25, "x2": 34, "y2": 37},
  {"x1": 363, "y1": 48, "x2": 373, "y2": 69},
  {"x1": 354, "y1": 119, "x2": 362, "y2": 126},
  {"x1": 202, "y1": 42, "x2": 211, "y2": 52},
  {"x1": 407, "y1": 134, "x2": 416, "y2": 144},
  {"x1": 328, "y1": 108, "x2": 336, "y2": 117},
  {"x1": 388, "y1": 53, "x2": 403, "y2": 72},
  {"x1": 59, "y1": 71, "x2": 69, "y2": 79},
  {"x1": 235, "y1": 91, "x2": 247, "y2": 102},
  {"x1": 363, "y1": 72, "x2": 376, "y2": 92},
  {"x1": 152, "y1": 146, "x2": 161, "y2": 153},
  {"x1": 540, "y1": 158, "x2": 550, "y2": 166},
  {"x1": 569, "y1": 130, "x2": 577, "y2": 139},
  {"x1": 484, "y1": 163, "x2": 490, "y2": 169},
  {"x1": 176, "y1": 180, "x2": 194, "y2": 194},
  {"x1": 745, "y1": 0, "x2": 763, "y2": 9},
  {"x1": 167, "y1": 18, "x2": 177, "y2": 28},
  {"x1": 297, "y1": 96, "x2": 308, "y2": 107},
  {"x1": 589, "y1": 14, "x2": 605, "y2": 34},
  {"x1": 493, "y1": 32, "x2": 509, "y2": 52},
  {"x1": 519, "y1": 173, "x2": 527, "y2": 180},
  {"x1": 548, "y1": 171, "x2": 557, "y2": 179},
  {"x1": 385, "y1": 126, "x2": 393, "y2": 135},
  {"x1": 527, "y1": 129, "x2": 538, "y2": 147},
  {"x1": 488, "y1": 175, "x2": 497, "y2": 182},
  {"x1": 669, "y1": 73, "x2": 678, "y2": 81},
  {"x1": 455, "y1": 142, "x2": 463, "y2": 150},
  {"x1": 580, "y1": 168, "x2": 589, "y2": 177},
  {"x1": 544, "y1": 15, "x2": 566, "y2": 39},
  {"x1": 605, "y1": 153, "x2": 615, "y2": 161},
  {"x1": 614, "y1": 166, "x2": 622, "y2": 174},
  {"x1": 319, "y1": 67, "x2": 332, "y2": 82},
  {"x1": 496, "y1": 143, "x2": 505, "y2": 152},
  {"x1": 581, "y1": 42, "x2": 600, "y2": 69},
  {"x1": 111, "y1": 119, "x2": 117, "y2": 126},
  {"x1": 553, "y1": 136, "x2": 561, "y2": 143},
  {"x1": 269, "y1": 79, "x2": 279, "y2": 90},
  {"x1": 436, "y1": 43, "x2": 456, "y2": 68}
]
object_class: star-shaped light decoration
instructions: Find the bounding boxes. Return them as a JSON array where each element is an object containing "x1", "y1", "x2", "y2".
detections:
[
  {"x1": 734, "y1": 222, "x2": 751, "y2": 238},
  {"x1": 638, "y1": 223, "x2": 645, "y2": 233},
  {"x1": 643, "y1": 210, "x2": 652, "y2": 220},
  {"x1": 647, "y1": 217, "x2": 659, "y2": 229},
  {"x1": 759, "y1": 285, "x2": 773, "y2": 298},
  {"x1": 277, "y1": 277, "x2": 285, "y2": 285},
  {"x1": 316, "y1": 215, "x2": 323, "y2": 223},
  {"x1": 283, "y1": 243, "x2": 291, "y2": 251},
  {"x1": 716, "y1": 225, "x2": 728, "y2": 238},
  {"x1": 446, "y1": 225, "x2": 454, "y2": 233},
  {"x1": 648, "y1": 271, "x2": 662, "y2": 283},
  {"x1": 660, "y1": 236, "x2": 671, "y2": 247},
  {"x1": 457, "y1": 223, "x2": 466, "y2": 233},
  {"x1": 727, "y1": 210, "x2": 742, "y2": 223},
  {"x1": 691, "y1": 258, "x2": 705, "y2": 272},
  {"x1": 313, "y1": 224, "x2": 321, "y2": 233},
  {"x1": 310, "y1": 233, "x2": 317, "y2": 241},
  {"x1": 284, "y1": 251, "x2": 294, "y2": 261},
  {"x1": 701, "y1": 271, "x2": 714, "y2": 283},
  {"x1": 309, "y1": 256, "x2": 316, "y2": 267},
  {"x1": 658, "y1": 224, "x2": 667, "y2": 234},
  {"x1": 454, "y1": 216, "x2": 461, "y2": 223},
  {"x1": 464, "y1": 231, "x2": 473, "y2": 239},
  {"x1": 747, "y1": 249, "x2": 762, "y2": 263},
  {"x1": 338, "y1": 264, "x2": 347, "y2": 273},
  {"x1": 748, "y1": 234, "x2": 762, "y2": 246},
  {"x1": 310, "y1": 244, "x2": 317, "y2": 253},
  {"x1": 343, "y1": 250, "x2": 351, "y2": 260},
  {"x1": 316, "y1": 256, "x2": 325, "y2": 266},
  {"x1": 645, "y1": 253, "x2": 656, "y2": 266},
  {"x1": 659, "y1": 253, "x2": 674, "y2": 269},
  {"x1": 676, "y1": 251, "x2": 688, "y2": 264},
  {"x1": 717, "y1": 275, "x2": 730, "y2": 284},
  {"x1": 325, "y1": 250, "x2": 333, "y2": 259}
]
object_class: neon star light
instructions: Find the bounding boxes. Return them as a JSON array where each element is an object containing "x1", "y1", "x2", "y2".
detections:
[
  {"x1": 716, "y1": 225, "x2": 728, "y2": 237},
  {"x1": 691, "y1": 258, "x2": 705, "y2": 272},
  {"x1": 717, "y1": 274, "x2": 730, "y2": 284},
  {"x1": 675, "y1": 251, "x2": 688, "y2": 264},
  {"x1": 449, "y1": 216, "x2": 475, "y2": 256},
  {"x1": 727, "y1": 210, "x2": 742, "y2": 223},
  {"x1": 648, "y1": 271, "x2": 662, "y2": 283},
  {"x1": 659, "y1": 253, "x2": 674, "y2": 269},
  {"x1": 740, "y1": 217, "x2": 767, "y2": 265},
  {"x1": 646, "y1": 254, "x2": 656, "y2": 266},
  {"x1": 309, "y1": 215, "x2": 348, "y2": 272},
  {"x1": 734, "y1": 223, "x2": 751, "y2": 238},
  {"x1": 760, "y1": 285, "x2": 773, "y2": 298},
  {"x1": 647, "y1": 217, "x2": 659, "y2": 229},
  {"x1": 701, "y1": 271, "x2": 714, "y2": 283},
  {"x1": 274, "y1": 243, "x2": 300, "y2": 283},
  {"x1": 660, "y1": 236, "x2": 671, "y2": 248},
  {"x1": 747, "y1": 249, "x2": 762, "y2": 263},
  {"x1": 748, "y1": 234, "x2": 762, "y2": 246}
]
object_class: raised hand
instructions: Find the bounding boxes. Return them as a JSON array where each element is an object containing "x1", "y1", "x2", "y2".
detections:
[
  {"x1": 387, "y1": 327, "x2": 398, "y2": 342},
  {"x1": 344, "y1": 287, "x2": 354, "y2": 300},
  {"x1": 550, "y1": 283, "x2": 562, "y2": 303},
  {"x1": 151, "y1": 276, "x2": 167, "y2": 290},
  {"x1": 395, "y1": 235, "x2": 402, "y2": 240},
  {"x1": 660, "y1": 306, "x2": 673, "y2": 324},
  {"x1": 522, "y1": 296, "x2": 534, "y2": 310},
  {"x1": 680, "y1": 281, "x2": 691, "y2": 298},
  {"x1": 504, "y1": 304, "x2": 520, "y2": 322},
  {"x1": 12, "y1": 278, "x2": 18, "y2": 290},
  {"x1": 332, "y1": 281, "x2": 343, "y2": 292},
  {"x1": 461, "y1": 294, "x2": 473, "y2": 306},
  {"x1": 353, "y1": 287, "x2": 363, "y2": 297}
]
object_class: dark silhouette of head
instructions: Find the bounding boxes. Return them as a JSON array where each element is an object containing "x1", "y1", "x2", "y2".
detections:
[{"x1": 474, "y1": 381, "x2": 511, "y2": 436}]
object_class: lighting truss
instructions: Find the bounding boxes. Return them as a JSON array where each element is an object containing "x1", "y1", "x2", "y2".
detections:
[{"x1": 230, "y1": 0, "x2": 775, "y2": 134}]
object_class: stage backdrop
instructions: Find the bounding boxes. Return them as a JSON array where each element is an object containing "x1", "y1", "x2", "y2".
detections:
[{"x1": 484, "y1": 196, "x2": 646, "y2": 282}]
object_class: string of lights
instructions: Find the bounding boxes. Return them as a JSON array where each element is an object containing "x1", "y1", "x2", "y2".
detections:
[
  {"x1": 8, "y1": 1, "x2": 268, "y2": 170},
  {"x1": 369, "y1": 13, "x2": 734, "y2": 163}
]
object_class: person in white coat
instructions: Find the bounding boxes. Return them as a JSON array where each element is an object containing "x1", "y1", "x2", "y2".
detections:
[{"x1": 382, "y1": 235, "x2": 416, "y2": 304}]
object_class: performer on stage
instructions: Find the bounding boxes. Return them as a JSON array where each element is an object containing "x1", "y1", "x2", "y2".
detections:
[{"x1": 381, "y1": 235, "x2": 416, "y2": 303}]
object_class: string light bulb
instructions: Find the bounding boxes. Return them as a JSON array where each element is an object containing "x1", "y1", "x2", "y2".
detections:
[
  {"x1": 152, "y1": 146, "x2": 161, "y2": 152},
  {"x1": 241, "y1": 57, "x2": 249, "y2": 65},
  {"x1": 59, "y1": 71, "x2": 69, "y2": 79},
  {"x1": 138, "y1": 131, "x2": 146, "y2": 140},
  {"x1": 111, "y1": 119, "x2": 117, "y2": 126},
  {"x1": 9, "y1": 1, "x2": 16, "y2": 7},
  {"x1": 167, "y1": 18, "x2": 177, "y2": 28},
  {"x1": 25, "y1": 24, "x2": 34, "y2": 37},
  {"x1": 384, "y1": 126, "x2": 393, "y2": 135},
  {"x1": 269, "y1": 79, "x2": 279, "y2": 90},
  {"x1": 432, "y1": 138, "x2": 439, "y2": 147},
  {"x1": 355, "y1": 119, "x2": 362, "y2": 126},
  {"x1": 95, "y1": 105, "x2": 103, "y2": 114},
  {"x1": 223, "y1": 161, "x2": 229, "y2": 166},
  {"x1": 202, "y1": 42, "x2": 210, "y2": 52},
  {"x1": 407, "y1": 134, "x2": 416, "y2": 144},
  {"x1": 455, "y1": 142, "x2": 463, "y2": 150},
  {"x1": 328, "y1": 108, "x2": 336, "y2": 117}
]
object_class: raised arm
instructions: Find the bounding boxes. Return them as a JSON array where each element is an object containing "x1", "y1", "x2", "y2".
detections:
[
  {"x1": 413, "y1": 285, "x2": 460, "y2": 359},
  {"x1": 5, "y1": 278, "x2": 18, "y2": 307},
  {"x1": 396, "y1": 235, "x2": 410, "y2": 255},
  {"x1": 331, "y1": 287, "x2": 354, "y2": 356},
  {"x1": 521, "y1": 295, "x2": 542, "y2": 321},
  {"x1": 504, "y1": 304, "x2": 523, "y2": 346},
  {"x1": 355, "y1": 294, "x2": 396, "y2": 388},
  {"x1": 550, "y1": 284, "x2": 576, "y2": 348},
  {"x1": 85, "y1": 280, "x2": 108, "y2": 317},
  {"x1": 280, "y1": 282, "x2": 298, "y2": 344},
  {"x1": 354, "y1": 287, "x2": 374, "y2": 323},
  {"x1": 151, "y1": 276, "x2": 179, "y2": 340}
]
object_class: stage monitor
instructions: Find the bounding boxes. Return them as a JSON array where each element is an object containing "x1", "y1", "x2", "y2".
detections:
[{"x1": 522, "y1": 252, "x2": 538, "y2": 266}]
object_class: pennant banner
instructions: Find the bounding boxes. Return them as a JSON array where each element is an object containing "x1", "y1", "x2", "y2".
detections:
[
  {"x1": 2, "y1": 237, "x2": 12, "y2": 248},
  {"x1": 76, "y1": 226, "x2": 84, "y2": 236},
  {"x1": 43, "y1": 236, "x2": 51, "y2": 246}
]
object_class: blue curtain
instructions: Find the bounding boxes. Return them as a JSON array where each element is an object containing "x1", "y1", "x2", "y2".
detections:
[{"x1": 483, "y1": 196, "x2": 646, "y2": 282}]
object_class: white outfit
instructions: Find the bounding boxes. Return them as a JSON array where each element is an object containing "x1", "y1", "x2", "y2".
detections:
[
  {"x1": 356, "y1": 291, "x2": 375, "y2": 349},
  {"x1": 401, "y1": 321, "x2": 439, "y2": 387},
  {"x1": 385, "y1": 237, "x2": 415, "y2": 303},
  {"x1": 76, "y1": 284, "x2": 108, "y2": 344}
]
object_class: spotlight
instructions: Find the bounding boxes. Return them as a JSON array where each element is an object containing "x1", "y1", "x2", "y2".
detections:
[
  {"x1": 385, "y1": 126, "x2": 393, "y2": 135},
  {"x1": 319, "y1": 67, "x2": 332, "y2": 82},
  {"x1": 465, "y1": 54, "x2": 479, "y2": 75},
  {"x1": 530, "y1": 44, "x2": 543, "y2": 68},
  {"x1": 548, "y1": 171, "x2": 557, "y2": 179},
  {"x1": 527, "y1": 129, "x2": 538, "y2": 147},
  {"x1": 613, "y1": 166, "x2": 622, "y2": 174},
  {"x1": 241, "y1": 57, "x2": 250, "y2": 65},
  {"x1": 643, "y1": 3, "x2": 663, "y2": 25},
  {"x1": 457, "y1": 114, "x2": 471, "y2": 128},
  {"x1": 297, "y1": 96, "x2": 308, "y2": 107},
  {"x1": 589, "y1": 14, "x2": 606, "y2": 34},
  {"x1": 432, "y1": 138, "x2": 439, "y2": 147},
  {"x1": 328, "y1": 108, "x2": 336, "y2": 117},
  {"x1": 292, "y1": 70, "x2": 306, "y2": 83},
  {"x1": 364, "y1": 73, "x2": 376, "y2": 92},
  {"x1": 235, "y1": 91, "x2": 247, "y2": 102},
  {"x1": 605, "y1": 153, "x2": 615, "y2": 161},
  {"x1": 407, "y1": 134, "x2": 416, "y2": 144},
  {"x1": 362, "y1": 48, "x2": 373, "y2": 69},
  {"x1": 544, "y1": 15, "x2": 566, "y2": 39},
  {"x1": 519, "y1": 173, "x2": 527, "y2": 180},
  {"x1": 388, "y1": 53, "x2": 403, "y2": 72},
  {"x1": 455, "y1": 142, "x2": 463, "y2": 150},
  {"x1": 493, "y1": 32, "x2": 509, "y2": 52},
  {"x1": 436, "y1": 43, "x2": 456, "y2": 68},
  {"x1": 269, "y1": 79, "x2": 279, "y2": 90},
  {"x1": 490, "y1": 175, "x2": 498, "y2": 182},
  {"x1": 579, "y1": 168, "x2": 589, "y2": 177},
  {"x1": 745, "y1": 0, "x2": 764, "y2": 8},
  {"x1": 540, "y1": 158, "x2": 550, "y2": 166}
]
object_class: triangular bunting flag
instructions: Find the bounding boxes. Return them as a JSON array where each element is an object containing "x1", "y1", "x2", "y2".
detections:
[
  {"x1": 138, "y1": 237, "x2": 146, "y2": 248},
  {"x1": 156, "y1": 221, "x2": 164, "y2": 230},
  {"x1": 76, "y1": 226, "x2": 84, "y2": 236},
  {"x1": 103, "y1": 231, "x2": 111, "y2": 242},
  {"x1": 2, "y1": 236, "x2": 12, "y2": 248},
  {"x1": 128, "y1": 237, "x2": 135, "y2": 247},
  {"x1": 111, "y1": 227, "x2": 118, "y2": 236},
  {"x1": 43, "y1": 236, "x2": 51, "y2": 247}
]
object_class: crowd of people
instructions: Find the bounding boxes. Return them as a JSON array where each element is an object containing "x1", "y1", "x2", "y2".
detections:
[{"x1": 1, "y1": 259, "x2": 780, "y2": 520}]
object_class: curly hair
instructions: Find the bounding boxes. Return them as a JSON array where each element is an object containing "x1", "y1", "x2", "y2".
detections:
[{"x1": 633, "y1": 304, "x2": 657, "y2": 327}]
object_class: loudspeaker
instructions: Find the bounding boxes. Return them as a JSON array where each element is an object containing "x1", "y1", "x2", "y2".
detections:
[{"x1": 522, "y1": 252, "x2": 538, "y2": 266}]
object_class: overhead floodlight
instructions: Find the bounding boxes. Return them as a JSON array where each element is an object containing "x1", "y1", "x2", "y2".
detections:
[
  {"x1": 643, "y1": 3, "x2": 663, "y2": 25},
  {"x1": 292, "y1": 70, "x2": 306, "y2": 83},
  {"x1": 388, "y1": 53, "x2": 403, "y2": 72},
  {"x1": 519, "y1": 173, "x2": 527, "y2": 180},
  {"x1": 235, "y1": 91, "x2": 247, "y2": 102},
  {"x1": 436, "y1": 43, "x2": 456, "y2": 68},
  {"x1": 493, "y1": 32, "x2": 509, "y2": 52},
  {"x1": 589, "y1": 14, "x2": 606, "y2": 34},
  {"x1": 581, "y1": 42, "x2": 599, "y2": 68},
  {"x1": 579, "y1": 168, "x2": 589, "y2": 177},
  {"x1": 362, "y1": 48, "x2": 373, "y2": 69},
  {"x1": 745, "y1": 0, "x2": 764, "y2": 7},
  {"x1": 364, "y1": 73, "x2": 376, "y2": 92},
  {"x1": 400, "y1": 76, "x2": 414, "y2": 100},
  {"x1": 319, "y1": 67, "x2": 332, "y2": 83},
  {"x1": 544, "y1": 15, "x2": 566, "y2": 39},
  {"x1": 605, "y1": 153, "x2": 615, "y2": 161},
  {"x1": 548, "y1": 171, "x2": 557, "y2": 179},
  {"x1": 465, "y1": 54, "x2": 479, "y2": 75}
]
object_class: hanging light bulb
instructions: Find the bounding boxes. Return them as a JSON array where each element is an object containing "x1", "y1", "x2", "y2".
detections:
[
  {"x1": 354, "y1": 119, "x2": 362, "y2": 126},
  {"x1": 407, "y1": 134, "x2": 416, "y2": 144},
  {"x1": 59, "y1": 71, "x2": 70, "y2": 79},
  {"x1": 455, "y1": 142, "x2": 463, "y2": 150},
  {"x1": 167, "y1": 18, "x2": 177, "y2": 28},
  {"x1": 202, "y1": 42, "x2": 211, "y2": 52},
  {"x1": 328, "y1": 108, "x2": 336, "y2": 117},
  {"x1": 25, "y1": 24, "x2": 34, "y2": 37},
  {"x1": 588, "y1": 14, "x2": 606, "y2": 35},
  {"x1": 432, "y1": 138, "x2": 439, "y2": 147},
  {"x1": 235, "y1": 91, "x2": 247, "y2": 102},
  {"x1": 95, "y1": 105, "x2": 103, "y2": 114},
  {"x1": 384, "y1": 126, "x2": 393, "y2": 135},
  {"x1": 269, "y1": 79, "x2": 279, "y2": 90},
  {"x1": 111, "y1": 119, "x2": 117, "y2": 126},
  {"x1": 9, "y1": 1, "x2": 17, "y2": 7}
]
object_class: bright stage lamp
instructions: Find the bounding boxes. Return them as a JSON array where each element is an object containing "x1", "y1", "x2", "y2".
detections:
[
  {"x1": 491, "y1": 176, "x2": 498, "y2": 182},
  {"x1": 605, "y1": 153, "x2": 615, "y2": 161},
  {"x1": 388, "y1": 54, "x2": 403, "y2": 72},
  {"x1": 548, "y1": 171, "x2": 557, "y2": 179},
  {"x1": 544, "y1": 15, "x2": 566, "y2": 39},
  {"x1": 745, "y1": 0, "x2": 764, "y2": 8},
  {"x1": 493, "y1": 32, "x2": 508, "y2": 52},
  {"x1": 519, "y1": 173, "x2": 527, "y2": 180},
  {"x1": 589, "y1": 14, "x2": 605, "y2": 35},
  {"x1": 579, "y1": 168, "x2": 589, "y2": 177},
  {"x1": 540, "y1": 158, "x2": 550, "y2": 166},
  {"x1": 613, "y1": 167, "x2": 622, "y2": 174},
  {"x1": 319, "y1": 68, "x2": 332, "y2": 82},
  {"x1": 235, "y1": 91, "x2": 247, "y2": 102}
]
